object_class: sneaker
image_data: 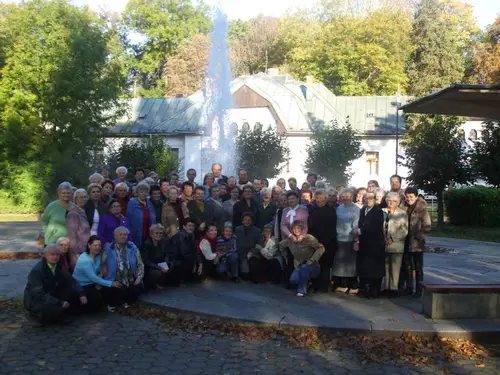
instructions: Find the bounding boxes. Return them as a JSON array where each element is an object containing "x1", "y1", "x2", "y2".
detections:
[
  {"x1": 122, "y1": 303, "x2": 130, "y2": 309},
  {"x1": 296, "y1": 292, "x2": 305, "y2": 297},
  {"x1": 348, "y1": 288, "x2": 359, "y2": 295},
  {"x1": 334, "y1": 287, "x2": 348, "y2": 293},
  {"x1": 107, "y1": 305, "x2": 116, "y2": 313}
]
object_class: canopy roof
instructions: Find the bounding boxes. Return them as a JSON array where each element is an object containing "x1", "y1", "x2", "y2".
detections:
[{"x1": 400, "y1": 84, "x2": 500, "y2": 120}]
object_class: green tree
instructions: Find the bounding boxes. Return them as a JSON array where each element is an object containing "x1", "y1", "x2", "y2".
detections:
[
  {"x1": 471, "y1": 121, "x2": 500, "y2": 187},
  {"x1": 472, "y1": 17, "x2": 500, "y2": 84},
  {"x1": 0, "y1": 0, "x2": 127, "y2": 212},
  {"x1": 400, "y1": 115, "x2": 472, "y2": 226},
  {"x1": 236, "y1": 128, "x2": 289, "y2": 179},
  {"x1": 406, "y1": 0, "x2": 479, "y2": 96},
  {"x1": 304, "y1": 120, "x2": 363, "y2": 184},
  {"x1": 106, "y1": 138, "x2": 180, "y2": 178},
  {"x1": 123, "y1": 0, "x2": 211, "y2": 97}
]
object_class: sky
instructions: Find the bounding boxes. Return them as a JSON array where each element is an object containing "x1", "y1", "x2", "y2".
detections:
[{"x1": 70, "y1": 0, "x2": 500, "y2": 29}]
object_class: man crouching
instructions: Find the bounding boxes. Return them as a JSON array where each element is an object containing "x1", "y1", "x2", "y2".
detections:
[{"x1": 24, "y1": 244, "x2": 88, "y2": 326}]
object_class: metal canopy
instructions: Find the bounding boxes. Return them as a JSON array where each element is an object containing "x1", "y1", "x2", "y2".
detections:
[{"x1": 400, "y1": 84, "x2": 500, "y2": 120}]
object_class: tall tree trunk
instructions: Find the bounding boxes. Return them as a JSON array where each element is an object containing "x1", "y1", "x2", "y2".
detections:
[{"x1": 436, "y1": 190, "x2": 445, "y2": 228}]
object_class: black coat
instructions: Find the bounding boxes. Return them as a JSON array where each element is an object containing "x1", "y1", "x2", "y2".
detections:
[
  {"x1": 140, "y1": 238, "x2": 169, "y2": 271},
  {"x1": 257, "y1": 202, "x2": 277, "y2": 230},
  {"x1": 84, "y1": 200, "x2": 108, "y2": 229},
  {"x1": 232, "y1": 199, "x2": 260, "y2": 228},
  {"x1": 23, "y1": 258, "x2": 84, "y2": 320},
  {"x1": 168, "y1": 230, "x2": 201, "y2": 265},
  {"x1": 187, "y1": 200, "x2": 210, "y2": 228},
  {"x1": 357, "y1": 206, "x2": 386, "y2": 278},
  {"x1": 307, "y1": 204, "x2": 337, "y2": 251}
]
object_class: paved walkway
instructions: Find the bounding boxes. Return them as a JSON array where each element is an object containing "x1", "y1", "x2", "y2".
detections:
[{"x1": 1, "y1": 222, "x2": 500, "y2": 337}]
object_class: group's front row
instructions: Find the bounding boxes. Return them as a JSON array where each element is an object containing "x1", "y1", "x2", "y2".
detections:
[{"x1": 24, "y1": 215, "x2": 325, "y2": 326}]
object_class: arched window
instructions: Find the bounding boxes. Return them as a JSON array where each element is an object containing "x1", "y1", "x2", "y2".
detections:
[
  {"x1": 255, "y1": 122, "x2": 263, "y2": 132},
  {"x1": 468, "y1": 129, "x2": 477, "y2": 141},
  {"x1": 481, "y1": 130, "x2": 489, "y2": 142},
  {"x1": 230, "y1": 122, "x2": 238, "y2": 136},
  {"x1": 242, "y1": 122, "x2": 250, "y2": 133}
]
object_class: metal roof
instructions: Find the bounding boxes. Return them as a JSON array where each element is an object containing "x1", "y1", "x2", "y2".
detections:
[
  {"x1": 109, "y1": 74, "x2": 409, "y2": 135},
  {"x1": 400, "y1": 84, "x2": 500, "y2": 119}
]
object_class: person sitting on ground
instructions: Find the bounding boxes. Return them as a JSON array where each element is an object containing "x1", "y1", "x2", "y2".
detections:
[
  {"x1": 102, "y1": 226, "x2": 145, "y2": 311},
  {"x1": 215, "y1": 222, "x2": 240, "y2": 282},
  {"x1": 41, "y1": 181, "x2": 73, "y2": 246},
  {"x1": 197, "y1": 223, "x2": 221, "y2": 279},
  {"x1": 205, "y1": 185, "x2": 228, "y2": 235},
  {"x1": 235, "y1": 213, "x2": 261, "y2": 280},
  {"x1": 280, "y1": 221, "x2": 325, "y2": 297},
  {"x1": 251, "y1": 224, "x2": 283, "y2": 284},
  {"x1": 140, "y1": 224, "x2": 171, "y2": 289},
  {"x1": 56, "y1": 237, "x2": 72, "y2": 274},
  {"x1": 169, "y1": 218, "x2": 203, "y2": 284},
  {"x1": 97, "y1": 199, "x2": 131, "y2": 248},
  {"x1": 73, "y1": 236, "x2": 122, "y2": 312},
  {"x1": 24, "y1": 244, "x2": 88, "y2": 326},
  {"x1": 67, "y1": 188, "x2": 91, "y2": 268}
]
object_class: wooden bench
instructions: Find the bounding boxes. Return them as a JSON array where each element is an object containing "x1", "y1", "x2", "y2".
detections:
[{"x1": 421, "y1": 283, "x2": 500, "y2": 319}]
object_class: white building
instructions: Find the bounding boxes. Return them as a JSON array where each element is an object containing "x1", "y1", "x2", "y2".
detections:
[{"x1": 107, "y1": 72, "x2": 482, "y2": 190}]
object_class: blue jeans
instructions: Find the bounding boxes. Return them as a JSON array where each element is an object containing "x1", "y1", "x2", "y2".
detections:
[
  {"x1": 217, "y1": 252, "x2": 239, "y2": 278},
  {"x1": 289, "y1": 264, "x2": 321, "y2": 294}
]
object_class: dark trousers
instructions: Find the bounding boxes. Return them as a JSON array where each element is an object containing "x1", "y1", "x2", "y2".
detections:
[
  {"x1": 315, "y1": 248, "x2": 334, "y2": 292},
  {"x1": 404, "y1": 252, "x2": 424, "y2": 292},
  {"x1": 284, "y1": 248, "x2": 295, "y2": 288},
  {"x1": 29, "y1": 288, "x2": 81, "y2": 324},
  {"x1": 81, "y1": 285, "x2": 106, "y2": 313},
  {"x1": 249, "y1": 257, "x2": 282, "y2": 284},
  {"x1": 202, "y1": 259, "x2": 218, "y2": 280},
  {"x1": 359, "y1": 277, "x2": 382, "y2": 297},
  {"x1": 102, "y1": 284, "x2": 142, "y2": 307},
  {"x1": 333, "y1": 276, "x2": 358, "y2": 289}
]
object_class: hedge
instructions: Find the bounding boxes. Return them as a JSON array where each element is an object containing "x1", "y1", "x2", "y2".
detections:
[{"x1": 444, "y1": 186, "x2": 500, "y2": 227}]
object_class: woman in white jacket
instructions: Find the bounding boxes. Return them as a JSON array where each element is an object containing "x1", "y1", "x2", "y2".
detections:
[{"x1": 252, "y1": 224, "x2": 284, "y2": 284}]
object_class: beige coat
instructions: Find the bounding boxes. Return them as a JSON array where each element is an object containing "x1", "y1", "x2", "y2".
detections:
[
  {"x1": 402, "y1": 198, "x2": 431, "y2": 252},
  {"x1": 161, "y1": 200, "x2": 189, "y2": 238},
  {"x1": 383, "y1": 207, "x2": 408, "y2": 253}
]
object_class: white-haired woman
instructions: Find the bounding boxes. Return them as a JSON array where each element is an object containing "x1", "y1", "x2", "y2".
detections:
[
  {"x1": 102, "y1": 226, "x2": 144, "y2": 310},
  {"x1": 332, "y1": 188, "x2": 360, "y2": 295},
  {"x1": 113, "y1": 182, "x2": 130, "y2": 216},
  {"x1": 113, "y1": 166, "x2": 128, "y2": 186},
  {"x1": 383, "y1": 192, "x2": 408, "y2": 297},
  {"x1": 257, "y1": 187, "x2": 277, "y2": 230},
  {"x1": 127, "y1": 182, "x2": 156, "y2": 247},
  {"x1": 67, "y1": 189, "x2": 91, "y2": 268},
  {"x1": 41, "y1": 182, "x2": 74, "y2": 245},
  {"x1": 84, "y1": 183, "x2": 108, "y2": 236},
  {"x1": 88, "y1": 173, "x2": 104, "y2": 185},
  {"x1": 56, "y1": 237, "x2": 72, "y2": 274},
  {"x1": 140, "y1": 224, "x2": 170, "y2": 289},
  {"x1": 374, "y1": 188, "x2": 387, "y2": 209}
]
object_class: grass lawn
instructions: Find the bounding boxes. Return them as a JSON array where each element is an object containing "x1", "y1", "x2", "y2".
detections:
[
  {"x1": 430, "y1": 224, "x2": 500, "y2": 243},
  {"x1": 0, "y1": 214, "x2": 39, "y2": 222}
]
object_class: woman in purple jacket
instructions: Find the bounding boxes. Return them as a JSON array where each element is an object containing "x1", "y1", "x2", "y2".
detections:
[{"x1": 98, "y1": 199, "x2": 131, "y2": 247}]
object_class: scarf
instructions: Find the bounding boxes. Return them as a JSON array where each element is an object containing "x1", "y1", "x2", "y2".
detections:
[
  {"x1": 169, "y1": 199, "x2": 185, "y2": 223},
  {"x1": 114, "y1": 243, "x2": 130, "y2": 272},
  {"x1": 197, "y1": 235, "x2": 217, "y2": 254},
  {"x1": 286, "y1": 205, "x2": 300, "y2": 226}
]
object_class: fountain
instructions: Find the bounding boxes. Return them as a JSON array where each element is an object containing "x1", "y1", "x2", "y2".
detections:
[{"x1": 201, "y1": 5, "x2": 237, "y2": 178}]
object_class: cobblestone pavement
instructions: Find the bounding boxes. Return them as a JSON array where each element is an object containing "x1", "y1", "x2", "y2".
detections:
[{"x1": 0, "y1": 307, "x2": 498, "y2": 375}]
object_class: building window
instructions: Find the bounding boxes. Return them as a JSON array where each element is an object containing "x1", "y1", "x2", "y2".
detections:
[
  {"x1": 468, "y1": 129, "x2": 477, "y2": 141},
  {"x1": 242, "y1": 122, "x2": 250, "y2": 132},
  {"x1": 366, "y1": 152, "x2": 379, "y2": 176},
  {"x1": 170, "y1": 148, "x2": 179, "y2": 161},
  {"x1": 230, "y1": 122, "x2": 238, "y2": 137},
  {"x1": 255, "y1": 122, "x2": 263, "y2": 132}
]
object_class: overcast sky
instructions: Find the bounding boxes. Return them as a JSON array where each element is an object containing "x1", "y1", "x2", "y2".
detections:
[{"x1": 69, "y1": 0, "x2": 499, "y2": 29}]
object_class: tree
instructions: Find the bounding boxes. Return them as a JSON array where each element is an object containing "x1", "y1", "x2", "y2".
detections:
[
  {"x1": 471, "y1": 121, "x2": 500, "y2": 187},
  {"x1": 164, "y1": 34, "x2": 211, "y2": 97},
  {"x1": 123, "y1": 0, "x2": 211, "y2": 97},
  {"x1": 472, "y1": 17, "x2": 500, "y2": 84},
  {"x1": 400, "y1": 115, "x2": 472, "y2": 226},
  {"x1": 304, "y1": 120, "x2": 363, "y2": 184},
  {"x1": 106, "y1": 138, "x2": 180, "y2": 178},
  {"x1": 0, "y1": 0, "x2": 127, "y2": 212},
  {"x1": 406, "y1": 0, "x2": 478, "y2": 96},
  {"x1": 236, "y1": 128, "x2": 289, "y2": 179}
]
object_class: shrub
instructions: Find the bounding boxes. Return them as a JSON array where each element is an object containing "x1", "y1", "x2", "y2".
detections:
[{"x1": 444, "y1": 186, "x2": 500, "y2": 227}]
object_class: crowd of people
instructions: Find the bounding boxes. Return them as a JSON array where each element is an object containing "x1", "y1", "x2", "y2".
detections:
[{"x1": 24, "y1": 163, "x2": 432, "y2": 326}]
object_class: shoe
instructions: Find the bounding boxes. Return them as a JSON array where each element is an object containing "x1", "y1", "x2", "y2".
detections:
[
  {"x1": 296, "y1": 293, "x2": 305, "y2": 297},
  {"x1": 122, "y1": 303, "x2": 130, "y2": 309},
  {"x1": 231, "y1": 277, "x2": 241, "y2": 283},
  {"x1": 334, "y1": 287, "x2": 348, "y2": 293},
  {"x1": 107, "y1": 305, "x2": 116, "y2": 313},
  {"x1": 403, "y1": 288, "x2": 413, "y2": 296},
  {"x1": 413, "y1": 290, "x2": 423, "y2": 298},
  {"x1": 348, "y1": 288, "x2": 359, "y2": 295}
]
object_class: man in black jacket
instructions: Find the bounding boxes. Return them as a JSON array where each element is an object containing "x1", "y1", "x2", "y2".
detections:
[
  {"x1": 307, "y1": 189, "x2": 337, "y2": 293},
  {"x1": 24, "y1": 244, "x2": 87, "y2": 326},
  {"x1": 168, "y1": 218, "x2": 203, "y2": 283}
]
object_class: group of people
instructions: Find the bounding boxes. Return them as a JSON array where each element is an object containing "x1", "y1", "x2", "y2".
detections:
[{"x1": 24, "y1": 163, "x2": 431, "y2": 325}]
